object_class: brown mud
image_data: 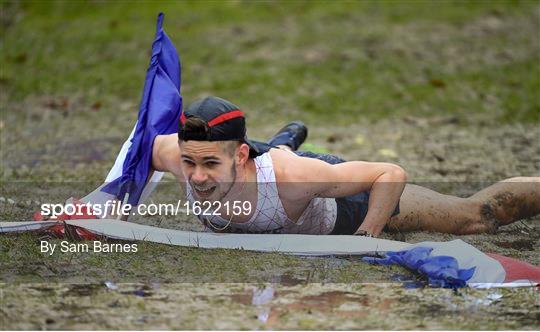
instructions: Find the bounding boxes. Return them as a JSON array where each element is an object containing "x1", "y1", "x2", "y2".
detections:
[
  {"x1": 1, "y1": 283, "x2": 538, "y2": 330},
  {"x1": 1, "y1": 119, "x2": 539, "y2": 330}
]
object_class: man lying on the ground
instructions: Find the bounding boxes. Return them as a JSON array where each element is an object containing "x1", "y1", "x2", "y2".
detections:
[{"x1": 151, "y1": 96, "x2": 540, "y2": 237}]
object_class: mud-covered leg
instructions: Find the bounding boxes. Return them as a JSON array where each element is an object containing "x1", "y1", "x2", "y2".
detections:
[
  {"x1": 386, "y1": 184, "x2": 483, "y2": 234},
  {"x1": 468, "y1": 177, "x2": 540, "y2": 228},
  {"x1": 386, "y1": 177, "x2": 540, "y2": 234}
]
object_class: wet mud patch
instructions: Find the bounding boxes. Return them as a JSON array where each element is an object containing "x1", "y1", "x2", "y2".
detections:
[
  {"x1": 5, "y1": 137, "x2": 123, "y2": 169},
  {"x1": 227, "y1": 285, "x2": 400, "y2": 328},
  {"x1": 63, "y1": 283, "x2": 103, "y2": 296},
  {"x1": 495, "y1": 239, "x2": 535, "y2": 251},
  {"x1": 278, "y1": 273, "x2": 308, "y2": 286},
  {"x1": 2, "y1": 282, "x2": 540, "y2": 330},
  {"x1": 390, "y1": 273, "x2": 427, "y2": 289},
  {"x1": 27, "y1": 284, "x2": 58, "y2": 295},
  {"x1": 295, "y1": 290, "x2": 372, "y2": 310}
]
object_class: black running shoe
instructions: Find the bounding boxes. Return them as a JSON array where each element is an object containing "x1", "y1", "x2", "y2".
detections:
[{"x1": 267, "y1": 121, "x2": 308, "y2": 151}]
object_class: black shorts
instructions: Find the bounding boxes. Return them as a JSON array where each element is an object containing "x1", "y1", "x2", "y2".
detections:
[{"x1": 294, "y1": 151, "x2": 400, "y2": 235}]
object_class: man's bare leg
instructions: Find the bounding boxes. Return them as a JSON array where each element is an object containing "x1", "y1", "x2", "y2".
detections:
[{"x1": 386, "y1": 177, "x2": 540, "y2": 234}]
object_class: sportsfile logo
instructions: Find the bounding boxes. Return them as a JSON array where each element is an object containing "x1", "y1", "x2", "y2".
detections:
[
  {"x1": 41, "y1": 200, "x2": 134, "y2": 219},
  {"x1": 40, "y1": 200, "x2": 252, "y2": 218}
]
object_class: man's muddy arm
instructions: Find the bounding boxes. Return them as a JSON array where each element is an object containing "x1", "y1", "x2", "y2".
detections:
[
  {"x1": 322, "y1": 161, "x2": 406, "y2": 236},
  {"x1": 279, "y1": 154, "x2": 406, "y2": 236}
]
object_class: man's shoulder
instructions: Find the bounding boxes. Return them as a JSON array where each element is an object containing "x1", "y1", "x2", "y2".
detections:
[
  {"x1": 268, "y1": 147, "x2": 298, "y2": 163},
  {"x1": 153, "y1": 134, "x2": 183, "y2": 176},
  {"x1": 268, "y1": 148, "x2": 304, "y2": 182},
  {"x1": 269, "y1": 148, "x2": 341, "y2": 183},
  {"x1": 269, "y1": 148, "x2": 335, "y2": 206}
]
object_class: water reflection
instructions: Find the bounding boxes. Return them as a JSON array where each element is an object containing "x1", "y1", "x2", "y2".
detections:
[{"x1": 251, "y1": 285, "x2": 275, "y2": 323}]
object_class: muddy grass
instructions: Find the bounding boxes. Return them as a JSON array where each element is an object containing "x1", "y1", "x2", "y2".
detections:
[
  {"x1": 1, "y1": 1, "x2": 539, "y2": 330},
  {"x1": 1, "y1": 119, "x2": 539, "y2": 330},
  {"x1": 1, "y1": 283, "x2": 538, "y2": 330}
]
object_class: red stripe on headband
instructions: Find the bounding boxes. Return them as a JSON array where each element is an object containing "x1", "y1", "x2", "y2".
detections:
[
  {"x1": 180, "y1": 112, "x2": 187, "y2": 124},
  {"x1": 207, "y1": 110, "x2": 244, "y2": 127}
]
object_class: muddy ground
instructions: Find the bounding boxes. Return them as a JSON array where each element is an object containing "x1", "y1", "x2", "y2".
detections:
[
  {"x1": 1, "y1": 119, "x2": 539, "y2": 330},
  {"x1": 1, "y1": 1, "x2": 539, "y2": 330},
  {"x1": 1, "y1": 283, "x2": 539, "y2": 330}
]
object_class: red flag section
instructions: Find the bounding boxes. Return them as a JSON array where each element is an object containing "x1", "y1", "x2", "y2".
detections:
[
  {"x1": 33, "y1": 198, "x2": 99, "y2": 240},
  {"x1": 487, "y1": 253, "x2": 540, "y2": 283}
]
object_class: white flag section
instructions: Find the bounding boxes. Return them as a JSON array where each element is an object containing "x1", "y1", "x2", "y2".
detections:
[
  {"x1": 79, "y1": 123, "x2": 165, "y2": 216},
  {"x1": 2, "y1": 220, "x2": 538, "y2": 288},
  {"x1": 0, "y1": 219, "x2": 408, "y2": 255},
  {"x1": 104, "y1": 124, "x2": 138, "y2": 184}
]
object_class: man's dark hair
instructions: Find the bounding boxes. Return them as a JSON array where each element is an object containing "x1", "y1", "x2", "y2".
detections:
[
  {"x1": 179, "y1": 116, "x2": 239, "y2": 157},
  {"x1": 180, "y1": 116, "x2": 210, "y2": 141}
]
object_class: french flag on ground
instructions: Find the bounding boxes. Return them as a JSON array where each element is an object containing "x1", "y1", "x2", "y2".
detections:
[
  {"x1": 32, "y1": 13, "x2": 181, "y2": 236},
  {"x1": 25, "y1": 13, "x2": 539, "y2": 289}
]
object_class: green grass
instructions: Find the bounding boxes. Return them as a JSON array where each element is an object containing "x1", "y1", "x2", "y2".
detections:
[
  {"x1": 1, "y1": 0, "x2": 539, "y2": 126},
  {"x1": 0, "y1": 0, "x2": 538, "y2": 194},
  {"x1": 1, "y1": 3, "x2": 539, "y2": 329}
]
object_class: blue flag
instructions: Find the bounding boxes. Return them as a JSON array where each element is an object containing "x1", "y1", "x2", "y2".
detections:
[
  {"x1": 102, "y1": 13, "x2": 182, "y2": 205},
  {"x1": 363, "y1": 246, "x2": 476, "y2": 288}
]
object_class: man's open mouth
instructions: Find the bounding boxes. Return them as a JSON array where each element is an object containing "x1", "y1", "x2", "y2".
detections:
[{"x1": 193, "y1": 186, "x2": 217, "y2": 198}]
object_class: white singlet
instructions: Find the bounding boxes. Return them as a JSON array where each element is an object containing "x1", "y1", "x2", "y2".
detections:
[{"x1": 186, "y1": 152, "x2": 337, "y2": 234}]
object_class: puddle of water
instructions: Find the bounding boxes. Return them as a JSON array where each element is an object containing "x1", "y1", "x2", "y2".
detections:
[
  {"x1": 391, "y1": 273, "x2": 427, "y2": 289},
  {"x1": 104, "y1": 281, "x2": 118, "y2": 290},
  {"x1": 121, "y1": 284, "x2": 154, "y2": 298},
  {"x1": 252, "y1": 286, "x2": 274, "y2": 306},
  {"x1": 104, "y1": 282, "x2": 157, "y2": 297},
  {"x1": 403, "y1": 281, "x2": 426, "y2": 289},
  {"x1": 439, "y1": 291, "x2": 504, "y2": 312},
  {"x1": 466, "y1": 292, "x2": 503, "y2": 307},
  {"x1": 131, "y1": 288, "x2": 153, "y2": 297},
  {"x1": 230, "y1": 286, "x2": 397, "y2": 326},
  {"x1": 253, "y1": 285, "x2": 276, "y2": 323},
  {"x1": 231, "y1": 285, "x2": 277, "y2": 324}
]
